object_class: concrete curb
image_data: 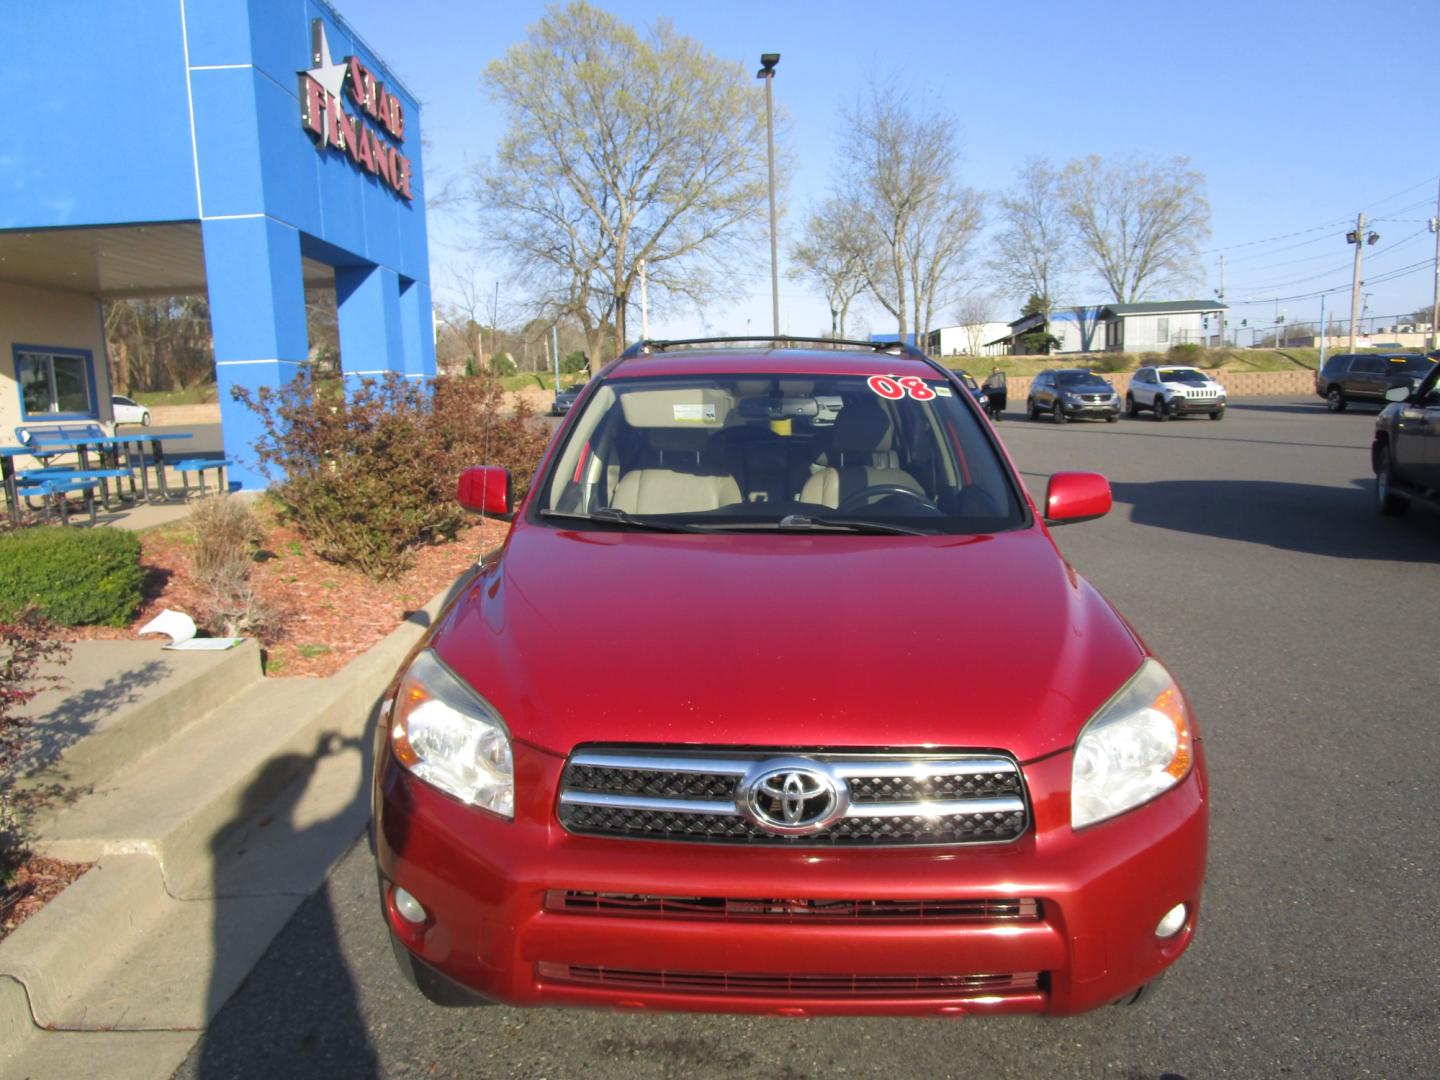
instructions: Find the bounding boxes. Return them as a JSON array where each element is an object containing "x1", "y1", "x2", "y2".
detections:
[{"x1": 0, "y1": 574, "x2": 466, "y2": 1077}]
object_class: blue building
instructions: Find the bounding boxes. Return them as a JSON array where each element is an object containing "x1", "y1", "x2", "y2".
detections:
[{"x1": 0, "y1": 0, "x2": 435, "y2": 488}]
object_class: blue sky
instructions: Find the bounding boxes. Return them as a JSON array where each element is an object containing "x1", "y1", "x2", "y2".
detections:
[{"x1": 336, "y1": 0, "x2": 1438, "y2": 341}]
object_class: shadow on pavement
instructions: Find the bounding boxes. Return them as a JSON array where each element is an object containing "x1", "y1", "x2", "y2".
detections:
[
  {"x1": 190, "y1": 726, "x2": 381, "y2": 1079},
  {"x1": 1109, "y1": 477, "x2": 1440, "y2": 561}
]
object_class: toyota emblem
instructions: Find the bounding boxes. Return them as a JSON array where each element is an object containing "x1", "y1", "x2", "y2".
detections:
[{"x1": 739, "y1": 760, "x2": 848, "y2": 835}]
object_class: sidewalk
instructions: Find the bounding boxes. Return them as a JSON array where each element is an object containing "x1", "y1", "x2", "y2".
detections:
[{"x1": 0, "y1": 579, "x2": 461, "y2": 1079}]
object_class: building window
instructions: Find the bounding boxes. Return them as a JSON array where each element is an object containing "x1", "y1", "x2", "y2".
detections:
[
  {"x1": 1156, "y1": 318, "x2": 1170, "y2": 345},
  {"x1": 13, "y1": 346, "x2": 97, "y2": 419}
]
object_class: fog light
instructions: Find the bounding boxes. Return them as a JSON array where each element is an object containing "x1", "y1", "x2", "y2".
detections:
[
  {"x1": 1155, "y1": 903, "x2": 1187, "y2": 939},
  {"x1": 393, "y1": 886, "x2": 427, "y2": 925}
]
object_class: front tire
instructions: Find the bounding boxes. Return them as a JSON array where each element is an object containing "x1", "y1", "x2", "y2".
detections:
[
  {"x1": 1209, "y1": 408, "x2": 1224, "y2": 421},
  {"x1": 1155, "y1": 397, "x2": 1169, "y2": 422},
  {"x1": 141, "y1": 411, "x2": 152, "y2": 427},
  {"x1": 1125, "y1": 393, "x2": 1138, "y2": 418},
  {"x1": 1326, "y1": 387, "x2": 1347, "y2": 413},
  {"x1": 1027, "y1": 398, "x2": 1039, "y2": 421},
  {"x1": 1052, "y1": 402, "x2": 1067, "y2": 424},
  {"x1": 1376, "y1": 445, "x2": 1410, "y2": 516}
]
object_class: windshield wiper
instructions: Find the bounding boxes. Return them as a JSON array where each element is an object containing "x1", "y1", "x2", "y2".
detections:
[
  {"x1": 772, "y1": 514, "x2": 928, "y2": 536},
  {"x1": 539, "y1": 508, "x2": 709, "y2": 533}
]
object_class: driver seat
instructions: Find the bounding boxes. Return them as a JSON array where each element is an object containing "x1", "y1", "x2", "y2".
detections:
[{"x1": 798, "y1": 395, "x2": 923, "y2": 508}]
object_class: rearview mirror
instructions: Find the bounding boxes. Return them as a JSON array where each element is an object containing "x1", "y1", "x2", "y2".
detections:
[
  {"x1": 457, "y1": 466, "x2": 514, "y2": 516},
  {"x1": 1044, "y1": 472, "x2": 1111, "y2": 525},
  {"x1": 1385, "y1": 385, "x2": 1411, "y2": 403}
]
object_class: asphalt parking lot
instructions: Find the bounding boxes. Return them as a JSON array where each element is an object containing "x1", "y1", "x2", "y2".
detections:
[{"x1": 176, "y1": 397, "x2": 1439, "y2": 1080}]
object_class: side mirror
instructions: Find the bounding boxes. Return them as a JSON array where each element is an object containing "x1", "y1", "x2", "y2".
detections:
[
  {"x1": 457, "y1": 466, "x2": 514, "y2": 516},
  {"x1": 1045, "y1": 471, "x2": 1111, "y2": 525},
  {"x1": 1385, "y1": 385, "x2": 1411, "y2": 403}
]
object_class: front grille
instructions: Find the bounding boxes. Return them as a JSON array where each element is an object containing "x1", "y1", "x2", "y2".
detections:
[
  {"x1": 537, "y1": 962, "x2": 1042, "y2": 998},
  {"x1": 544, "y1": 891, "x2": 1041, "y2": 923},
  {"x1": 557, "y1": 750, "x2": 1029, "y2": 847}
]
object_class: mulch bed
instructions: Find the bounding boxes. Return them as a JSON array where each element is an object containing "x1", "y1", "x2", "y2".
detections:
[
  {"x1": 66, "y1": 501, "x2": 511, "y2": 677},
  {"x1": 0, "y1": 852, "x2": 92, "y2": 945}
]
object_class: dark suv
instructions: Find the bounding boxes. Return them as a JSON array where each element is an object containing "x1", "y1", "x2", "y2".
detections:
[
  {"x1": 1314, "y1": 352, "x2": 1437, "y2": 412},
  {"x1": 1372, "y1": 361, "x2": 1440, "y2": 516},
  {"x1": 1027, "y1": 369, "x2": 1120, "y2": 423}
]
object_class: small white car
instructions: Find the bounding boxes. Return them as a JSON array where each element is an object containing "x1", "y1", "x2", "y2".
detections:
[
  {"x1": 1125, "y1": 366, "x2": 1226, "y2": 421},
  {"x1": 110, "y1": 394, "x2": 151, "y2": 426}
]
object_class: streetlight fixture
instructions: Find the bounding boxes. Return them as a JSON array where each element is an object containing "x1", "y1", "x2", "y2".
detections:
[{"x1": 757, "y1": 52, "x2": 780, "y2": 339}]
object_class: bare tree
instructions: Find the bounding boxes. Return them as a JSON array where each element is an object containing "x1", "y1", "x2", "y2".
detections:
[
  {"x1": 788, "y1": 198, "x2": 868, "y2": 337},
  {"x1": 954, "y1": 293, "x2": 999, "y2": 355},
  {"x1": 836, "y1": 86, "x2": 983, "y2": 349},
  {"x1": 476, "y1": 1, "x2": 770, "y2": 372},
  {"x1": 1059, "y1": 155, "x2": 1210, "y2": 303},
  {"x1": 989, "y1": 157, "x2": 1071, "y2": 319}
]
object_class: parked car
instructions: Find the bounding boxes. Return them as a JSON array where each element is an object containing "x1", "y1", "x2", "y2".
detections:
[
  {"x1": 955, "y1": 370, "x2": 991, "y2": 413},
  {"x1": 1125, "y1": 366, "x2": 1226, "y2": 421},
  {"x1": 1315, "y1": 352, "x2": 1437, "y2": 412},
  {"x1": 1372, "y1": 360, "x2": 1440, "y2": 516},
  {"x1": 1027, "y1": 369, "x2": 1120, "y2": 423},
  {"x1": 550, "y1": 380, "x2": 588, "y2": 416},
  {"x1": 110, "y1": 394, "x2": 151, "y2": 426},
  {"x1": 371, "y1": 337, "x2": 1208, "y2": 1018}
]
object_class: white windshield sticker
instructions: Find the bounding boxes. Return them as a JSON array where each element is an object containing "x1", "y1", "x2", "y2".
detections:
[
  {"x1": 672, "y1": 403, "x2": 717, "y2": 423},
  {"x1": 935, "y1": 385, "x2": 953, "y2": 396}
]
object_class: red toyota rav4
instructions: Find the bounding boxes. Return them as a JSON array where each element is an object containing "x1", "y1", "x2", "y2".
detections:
[{"x1": 371, "y1": 338, "x2": 1208, "y2": 1017}]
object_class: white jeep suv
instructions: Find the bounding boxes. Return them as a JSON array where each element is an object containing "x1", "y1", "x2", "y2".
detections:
[{"x1": 1125, "y1": 366, "x2": 1226, "y2": 421}]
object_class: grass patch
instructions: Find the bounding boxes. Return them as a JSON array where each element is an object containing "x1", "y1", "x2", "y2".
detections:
[
  {"x1": 130, "y1": 384, "x2": 218, "y2": 407},
  {"x1": 296, "y1": 643, "x2": 332, "y2": 659}
]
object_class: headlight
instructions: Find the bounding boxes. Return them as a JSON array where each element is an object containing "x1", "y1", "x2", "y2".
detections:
[
  {"x1": 1071, "y1": 658, "x2": 1193, "y2": 829},
  {"x1": 390, "y1": 649, "x2": 514, "y2": 818}
]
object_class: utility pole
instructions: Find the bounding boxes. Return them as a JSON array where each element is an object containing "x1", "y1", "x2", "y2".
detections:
[
  {"x1": 1346, "y1": 212, "x2": 1378, "y2": 352},
  {"x1": 638, "y1": 258, "x2": 649, "y2": 340},
  {"x1": 1216, "y1": 254, "x2": 1226, "y2": 349},
  {"x1": 1429, "y1": 177, "x2": 1440, "y2": 352},
  {"x1": 551, "y1": 324, "x2": 560, "y2": 395}
]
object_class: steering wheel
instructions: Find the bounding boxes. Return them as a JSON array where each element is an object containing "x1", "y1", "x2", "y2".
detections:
[{"x1": 835, "y1": 484, "x2": 940, "y2": 514}]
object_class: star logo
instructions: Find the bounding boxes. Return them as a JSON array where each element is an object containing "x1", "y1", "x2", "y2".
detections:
[{"x1": 305, "y1": 20, "x2": 348, "y2": 102}]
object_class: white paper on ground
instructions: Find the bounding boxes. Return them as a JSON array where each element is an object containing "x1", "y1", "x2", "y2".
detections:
[
  {"x1": 166, "y1": 637, "x2": 244, "y2": 651},
  {"x1": 136, "y1": 607, "x2": 244, "y2": 650}
]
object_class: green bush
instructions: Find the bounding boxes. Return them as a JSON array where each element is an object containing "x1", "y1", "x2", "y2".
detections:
[
  {"x1": 489, "y1": 352, "x2": 517, "y2": 376},
  {"x1": 1168, "y1": 343, "x2": 1204, "y2": 364},
  {"x1": 233, "y1": 372, "x2": 550, "y2": 579},
  {"x1": 0, "y1": 528, "x2": 143, "y2": 626},
  {"x1": 561, "y1": 350, "x2": 588, "y2": 374}
]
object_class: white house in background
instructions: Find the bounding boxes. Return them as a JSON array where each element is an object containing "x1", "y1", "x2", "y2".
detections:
[
  {"x1": 986, "y1": 300, "x2": 1227, "y2": 355},
  {"x1": 926, "y1": 323, "x2": 1012, "y2": 357}
]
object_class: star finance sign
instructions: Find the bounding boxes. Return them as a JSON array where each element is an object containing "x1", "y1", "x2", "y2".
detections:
[{"x1": 298, "y1": 20, "x2": 413, "y2": 201}]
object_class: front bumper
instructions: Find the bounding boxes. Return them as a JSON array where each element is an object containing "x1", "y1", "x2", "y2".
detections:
[
  {"x1": 1060, "y1": 400, "x2": 1121, "y2": 419},
  {"x1": 374, "y1": 743, "x2": 1207, "y2": 1017},
  {"x1": 1166, "y1": 396, "x2": 1225, "y2": 414}
]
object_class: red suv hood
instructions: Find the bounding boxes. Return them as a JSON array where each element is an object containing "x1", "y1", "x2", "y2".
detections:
[{"x1": 429, "y1": 521, "x2": 1145, "y2": 763}]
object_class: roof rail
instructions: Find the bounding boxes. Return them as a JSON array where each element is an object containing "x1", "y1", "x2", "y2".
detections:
[{"x1": 617, "y1": 335, "x2": 934, "y2": 365}]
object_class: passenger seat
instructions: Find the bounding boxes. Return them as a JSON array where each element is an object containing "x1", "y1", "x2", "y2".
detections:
[{"x1": 610, "y1": 430, "x2": 741, "y2": 514}]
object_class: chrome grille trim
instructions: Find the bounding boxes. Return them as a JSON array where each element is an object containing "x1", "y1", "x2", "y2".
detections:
[
  {"x1": 845, "y1": 796, "x2": 1023, "y2": 819},
  {"x1": 559, "y1": 791, "x2": 740, "y2": 816},
  {"x1": 558, "y1": 749, "x2": 1030, "y2": 846}
]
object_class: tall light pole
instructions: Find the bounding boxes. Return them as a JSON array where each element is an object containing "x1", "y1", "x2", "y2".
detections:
[{"x1": 757, "y1": 53, "x2": 780, "y2": 339}]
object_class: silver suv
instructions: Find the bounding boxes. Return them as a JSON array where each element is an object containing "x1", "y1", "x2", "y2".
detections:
[{"x1": 1125, "y1": 366, "x2": 1226, "y2": 421}]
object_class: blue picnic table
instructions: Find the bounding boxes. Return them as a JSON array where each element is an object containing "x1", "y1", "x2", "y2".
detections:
[{"x1": 3, "y1": 429, "x2": 196, "y2": 523}]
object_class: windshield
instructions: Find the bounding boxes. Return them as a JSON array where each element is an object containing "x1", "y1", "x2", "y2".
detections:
[
  {"x1": 1388, "y1": 355, "x2": 1437, "y2": 374},
  {"x1": 1157, "y1": 368, "x2": 1208, "y2": 384},
  {"x1": 1054, "y1": 372, "x2": 1110, "y2": 389},
  {"x1": 537, "y1": 372, "x2": 1024, "y2": 534}
]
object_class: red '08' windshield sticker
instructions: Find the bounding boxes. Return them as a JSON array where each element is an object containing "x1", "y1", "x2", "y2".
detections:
[{"x1": 868, "y1": 374, "x2": 937, "y2": 401}]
